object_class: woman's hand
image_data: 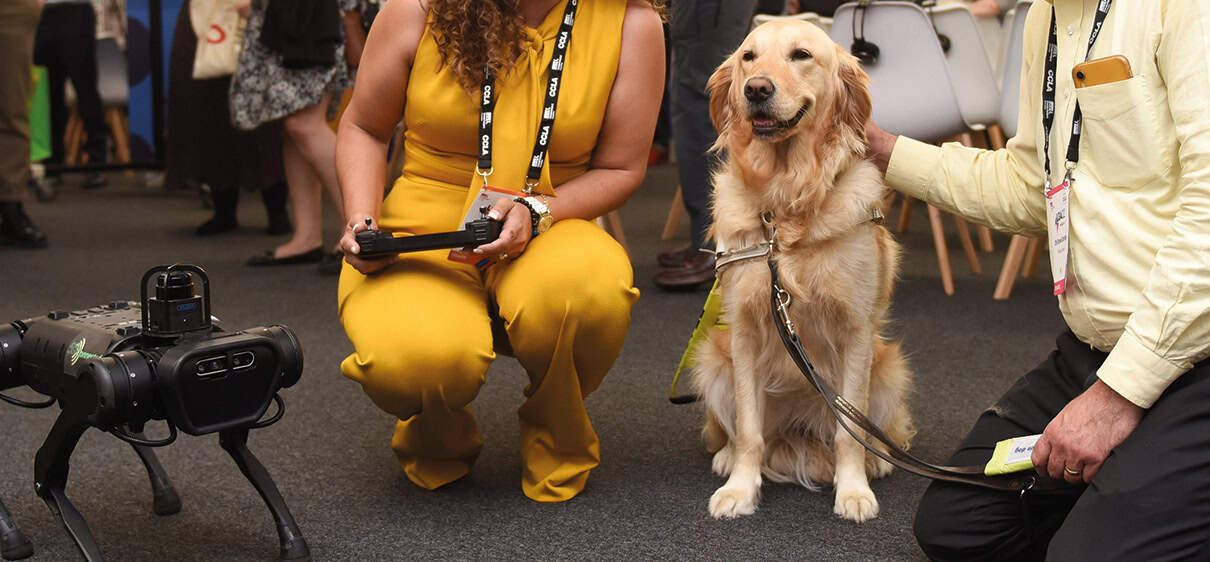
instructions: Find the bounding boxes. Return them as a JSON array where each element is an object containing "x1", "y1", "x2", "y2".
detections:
[
  {"x1": 340, "y1": 216, "x2": 397, "y2": 275},
  {"x1": 473, "y1": 198, "x2": 533, "y2": 262}
]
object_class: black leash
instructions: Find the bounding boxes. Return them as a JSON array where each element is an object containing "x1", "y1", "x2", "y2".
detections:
[{"x1": 767, "y1": 259, "x2": 1068, "y2": 493}]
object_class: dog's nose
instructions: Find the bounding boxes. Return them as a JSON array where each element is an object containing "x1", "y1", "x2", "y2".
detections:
[{"x1": 744, "y1": 78, "x2": 775, "y2": 103}]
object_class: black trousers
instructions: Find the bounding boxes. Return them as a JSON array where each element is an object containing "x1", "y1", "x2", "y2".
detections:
[
  {"x1": 668, "y1": 0, "x2": 755, "y2": 250},
  {"x1": 33, "y1": 3, "x2": 106, "y2": 167},
  {"x1": 914, "y1": 331, "x2": 1210, "y2": 561}
]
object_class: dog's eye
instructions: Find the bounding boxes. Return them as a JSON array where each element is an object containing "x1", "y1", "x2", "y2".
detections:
[
  {"x1": 742, "y1": 51, "x2": 755, "y2": 62},
  {"x1": 791, "y1": 49, "x2": 813, "y2": 61}
]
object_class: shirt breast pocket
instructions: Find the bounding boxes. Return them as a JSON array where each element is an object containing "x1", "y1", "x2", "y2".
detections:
[{"x1": 1074, "y1": 75, "x2": 1171, "y2": 190}]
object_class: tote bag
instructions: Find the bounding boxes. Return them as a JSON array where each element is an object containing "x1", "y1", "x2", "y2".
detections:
[{"x1": 191, "y1": 0, "x2": 246, "y2": 79}]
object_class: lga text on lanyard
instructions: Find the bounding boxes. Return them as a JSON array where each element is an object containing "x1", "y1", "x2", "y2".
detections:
[
  {"x1": 1041, "y1": 0, "x2": 1111, "y2": 296},
  {"x1": 1041, "y1": 0, "x2": 1112, "y2": 186},
  {"x1": 477, "y1": 0, "x2": 579, "y2": 194}
]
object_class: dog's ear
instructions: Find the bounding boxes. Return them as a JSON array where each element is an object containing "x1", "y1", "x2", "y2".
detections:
[
  {"x1": 707, "y1": 53, "x2": 737, "y2": 144},
  {"x1": 835, "y1": 45, "x2": 873, "y2": 141}
]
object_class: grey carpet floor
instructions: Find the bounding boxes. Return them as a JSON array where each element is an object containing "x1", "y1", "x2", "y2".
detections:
[{"x1": 0, "y1": 165, "x2": 1064, "y2": 561}]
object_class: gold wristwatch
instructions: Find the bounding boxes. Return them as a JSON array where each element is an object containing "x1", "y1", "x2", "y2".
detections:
[{"x1": 518, "y1": 196, "x2": 554, "y2": 236}]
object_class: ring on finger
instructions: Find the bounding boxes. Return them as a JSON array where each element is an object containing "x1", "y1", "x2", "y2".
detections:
[{"x1": 1063, "y1": 466, "x2": 1081, "y2": 477}]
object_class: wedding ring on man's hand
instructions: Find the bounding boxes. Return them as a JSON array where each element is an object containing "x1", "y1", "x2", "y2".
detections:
[{"x1": 1064, "y1": 466, "x2": 1081, "y2": 477}]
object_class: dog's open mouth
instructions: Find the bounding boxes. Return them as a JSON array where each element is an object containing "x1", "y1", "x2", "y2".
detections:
[{"x1": 751, "y1": 101, "x2": 812, "y2": 137}]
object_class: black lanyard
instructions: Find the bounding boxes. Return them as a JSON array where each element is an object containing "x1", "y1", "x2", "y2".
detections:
[
  {"x1": 1042, "y1": 0, "x2": 1112, "y2": 184},
  {"x1": 477, "y1": 0, "x2": 579, "y2": 192}
]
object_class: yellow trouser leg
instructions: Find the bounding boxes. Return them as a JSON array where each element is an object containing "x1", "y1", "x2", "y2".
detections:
[
  {"x1": 490, "y1": 220, "x2": 640, "y2": 502},
  {"x1": 338, "y1": 251, "x2": 495, "y2": 490}
]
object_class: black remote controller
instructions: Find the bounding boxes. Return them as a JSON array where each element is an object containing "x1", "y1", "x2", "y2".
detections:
[{"x1": 356, "y1": 218, "x2": 502, "y2": 259}]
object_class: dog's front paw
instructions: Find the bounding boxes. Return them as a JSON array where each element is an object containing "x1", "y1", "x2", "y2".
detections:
[
  {"x1": 711, "y1": 446, "x2": 735, "y2": 477},
  {"x1": 833, "y1": 487, "x2": 879, "y2": 523},
  {"x1": 709, "y1": 483, "x2": 759, "y2": 519}
]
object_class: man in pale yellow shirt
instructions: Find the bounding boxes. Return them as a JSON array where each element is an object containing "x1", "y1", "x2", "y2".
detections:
[{"x1": 866, "y1": 0, "x2": 1210, "y2": 559}]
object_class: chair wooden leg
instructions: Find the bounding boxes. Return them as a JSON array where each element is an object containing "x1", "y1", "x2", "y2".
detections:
[
  {"x1": 1021, "y1": 237, "x2": 1044, "y2": 278},
  {"x1": 993, "y1": 235, "x2": 1030, "y2": 300},
  {"x1": 898, "y1": 195, "x2": 914, "y2": 233},
  {"x1": 988, "y1": 124, "x2": 1007, "y2": 150},
  {"x1": 106, "y1": 107, "x2": 133, "y2": 175},
  {"x1": 928, "y1": 205, "x2": 954, "y2": 295},
  {"x1": 953, "y1": 215, "x2": 981, "y2": 275},
  {"x1": 880, "y1": 190, "x2": 898, "y2": 217},
  {"x1": 977, "y1": 226, "x2": 994, "y2": 252},
  {"x1": 598, "y1": 211, "x2": 629, "y2": 254},
  {"x1": 661, "y1": 186, "x2": 685, "y2": 241},
  {"x1": 65, "y1": 113, "x2": 83, "y2": 165}
]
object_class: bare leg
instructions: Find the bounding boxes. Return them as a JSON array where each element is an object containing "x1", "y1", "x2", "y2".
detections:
[
  {"x1": 274, "y1": 136, "x2": 324, "y2": 258},
  {"x1": 283, "y1": 94, "x2": 344, "y2": 247}
]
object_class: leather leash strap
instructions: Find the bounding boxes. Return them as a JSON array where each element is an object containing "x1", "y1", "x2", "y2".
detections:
[{"x1": 767, "y1": 258, "x2": 1068, "y2": 493}]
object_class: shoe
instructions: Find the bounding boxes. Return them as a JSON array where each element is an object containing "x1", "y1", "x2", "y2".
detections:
[
  {"x1": 653, "y1": 251, "x2": 716, "y2": 290},
  {"x1": 30, "y1": 177, "x2": 58, "y2": 202},
  {"x1": 246, "y1": 247, "x2": 323, "y2": 266},
  {"x1": 657, "y1": 245, "x2": 704, "y2": 268},
  {"x1": 0, "y1": 202, "x2": 49, "y2": 249},
  {"x1": 82, "y1": 172, "x2": 108, "y2": 190},
  {"x1": 317, "y1": 250, "x2": 344, "y2": 275},
  {"x1": 195, "y1": 216, "x2": 238, "y2": 236}
]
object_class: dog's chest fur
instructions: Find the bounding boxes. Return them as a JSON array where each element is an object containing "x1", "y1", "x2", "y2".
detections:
[{"x1": 713, "y1": 160, "x2": 890, "y2": 386}]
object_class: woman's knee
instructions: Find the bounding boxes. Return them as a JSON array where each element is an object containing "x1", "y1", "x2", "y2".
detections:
[
  {"x1": 515, "y1": 219, "x2": 637, "y2": 325},
  {"x1": 342, "y1": 343, "x2": 491, "y2": 419}
]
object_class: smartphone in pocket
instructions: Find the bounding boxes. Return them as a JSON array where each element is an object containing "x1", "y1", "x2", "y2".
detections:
[{"x1": 1073, "y1": 55, "x2": 1133, "y2": 88}]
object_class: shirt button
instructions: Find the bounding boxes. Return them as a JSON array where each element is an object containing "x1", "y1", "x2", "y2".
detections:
[{"x1": 1066, "y1": 25, "x2": 1074, "y2": 36}]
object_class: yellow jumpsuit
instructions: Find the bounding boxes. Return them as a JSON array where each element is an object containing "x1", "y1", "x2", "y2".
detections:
[{"x1": 337, "y1": 0, "x2": 638, "y2": 502}]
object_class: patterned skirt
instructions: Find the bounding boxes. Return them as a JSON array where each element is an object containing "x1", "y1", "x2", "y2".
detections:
[{"x1": 228, "y1": 1, "x2": 353, "y2": 131}]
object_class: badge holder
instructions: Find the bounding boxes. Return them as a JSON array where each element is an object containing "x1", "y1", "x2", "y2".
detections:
[
  {"x1": 1046, "y1": 165, "x2": 1073, "y2": 296},
  {"x1": 448, "y1": 169, "x2": 526, "y2": 266}
]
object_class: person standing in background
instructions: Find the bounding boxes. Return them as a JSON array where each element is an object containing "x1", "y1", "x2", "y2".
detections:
[
  {"x1": 0, "y1": 0, "x2": 49, "y2": 249},
  {"x1": 34, "y1": 0, "x2": 108, "y2": 189},
  {"x1": 164, "y1": 0, "x2": 291, "y2": 237},
  {"x1": 231, "y1": 0, "x2": 366, "y2": 271},
  {"x1": 653, "y1": 0, "x2": 756, "y2": 290}
]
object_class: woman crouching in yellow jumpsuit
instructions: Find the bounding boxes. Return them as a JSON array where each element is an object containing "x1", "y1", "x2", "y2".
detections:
[{"x1": 333, "y1": 0, "x2": 665, "y2": 502}]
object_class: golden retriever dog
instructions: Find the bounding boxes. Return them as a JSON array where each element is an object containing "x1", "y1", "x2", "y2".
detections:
[{"x1": 690, "y1": 20, "x2": 914, "y2": 522}]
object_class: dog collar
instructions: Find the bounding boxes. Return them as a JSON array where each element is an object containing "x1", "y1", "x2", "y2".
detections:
[{"x1": 714, "y1": 208, "x2": 885, "y2": 273}]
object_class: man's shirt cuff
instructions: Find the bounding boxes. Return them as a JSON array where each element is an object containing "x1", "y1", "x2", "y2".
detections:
[
  {"x1": 1097, "y1": 330, "x2": 1190, "y2": 408},
  {"x1": 885, "y1": 136, "x2": 942, "y2": 201}
]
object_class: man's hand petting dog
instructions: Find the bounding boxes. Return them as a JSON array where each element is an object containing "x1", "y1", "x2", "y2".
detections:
[
  {"x1": 472, "y1": 198, "x2": 532, "y2": 262},
  {"x1": 1031, "y1": 380, "x2": 1143, "y2": 484}
]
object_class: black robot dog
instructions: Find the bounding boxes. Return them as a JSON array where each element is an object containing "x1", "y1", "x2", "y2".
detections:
[{"x1": 0, "y1": 265, "x2": 307, "y2": 561}]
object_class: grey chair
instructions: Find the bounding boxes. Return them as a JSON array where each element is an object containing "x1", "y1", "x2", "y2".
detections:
[
  {"x1": 832, "y1": 1, "x2": 978, "y2": 295},
  {"x1": 65, "y1": 37, "x2": 130, "y2": 167}
]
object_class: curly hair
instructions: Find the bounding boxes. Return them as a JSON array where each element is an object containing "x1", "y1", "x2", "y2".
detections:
[{"x1": 427, "y1": 0, "x2": 665, "y2": 93}]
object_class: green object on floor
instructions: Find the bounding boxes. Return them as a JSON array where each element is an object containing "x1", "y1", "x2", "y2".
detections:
[{"x1": 29, "y1": 66, "x2": 50, "y2": 162}]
